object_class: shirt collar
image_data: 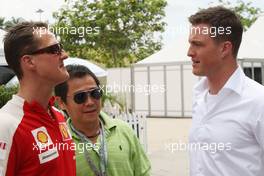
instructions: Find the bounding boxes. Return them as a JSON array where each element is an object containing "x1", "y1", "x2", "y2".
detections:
[
  {"x1": 194, "y1": 66, "x2": 245, "y2": 97},
  {"x1": 99, "y1": 111, "x2": 117, "y2": 138},
  {"x1": 223, "y1": 66, "x2": 245, "y2": 96},
  {"x1": 13, "y1": 94, "x2": 56, "y2": 113},
  {"x1": 99, "y1": 111, "x2": 117, "y2": 130},
  {"x1": 12, "y1": 94, "x2": 25, "y2": 106},
  {"x1": 67, "y1": 118, "x2": 78, "y2": 140}
]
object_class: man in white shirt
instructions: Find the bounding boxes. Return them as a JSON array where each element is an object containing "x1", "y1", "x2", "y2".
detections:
[{"x1": 188, "y1": 6, "x2": 264, "y2": 176}]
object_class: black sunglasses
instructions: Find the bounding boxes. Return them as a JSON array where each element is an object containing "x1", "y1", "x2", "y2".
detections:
[
  {"x1": 72, "y1": 88, "x2": 102, "y2": 104},
  {"x1": 28, "y1": 43, "x2": 63, "y2": 55}
]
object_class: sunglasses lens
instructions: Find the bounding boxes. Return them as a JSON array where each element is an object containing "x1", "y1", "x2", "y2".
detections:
[
  {"x1": 49, "y1": 44, "x2": 62, "y2": 54},
  {"x1": 73, "y1": 89, "x2": 102, "y2": 104},
  {"x1": 91, "y1": 89, "x2": 102, "y2": 99},
  {"x1": 29, "y1": 43, "x2": 63, "y2": 55},
  {"x1": 74, "y1": 92, "x2": 87, "y2": 104}
]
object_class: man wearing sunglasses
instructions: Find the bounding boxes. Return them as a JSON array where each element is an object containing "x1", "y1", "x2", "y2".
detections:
[
  {"x1": 0, "y1": 22, "x2": 75, "y2": 175},
  {"x1": 55, "y1": 64, "x2": 151, "y2": 176}
]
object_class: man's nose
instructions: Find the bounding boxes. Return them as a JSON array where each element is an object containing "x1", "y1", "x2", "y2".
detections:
[
  {"x1": 84, "y1": 95, "x2": 94, "y2": 106},
  {"x1": 187, "y1": 46, "x2": 194, "y2": 58},
  {"x1": 60, "y1": 50, "x2": 68, "y2": 60}
]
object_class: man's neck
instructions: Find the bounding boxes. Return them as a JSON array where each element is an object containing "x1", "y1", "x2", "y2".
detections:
[
  {"x1": 207, "y1": 64, "x2": 238, "y2": 95},
  {"x1": 75, "y1": 118, "x2": 101, "y2": 140},
  {"x1": 17, "y1": 79, "x2": 53, "y2": 110}
]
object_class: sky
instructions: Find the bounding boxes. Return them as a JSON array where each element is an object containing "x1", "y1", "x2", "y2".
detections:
[{"x1": 0, "y1": 0, "x2": 263, "y2": 47}]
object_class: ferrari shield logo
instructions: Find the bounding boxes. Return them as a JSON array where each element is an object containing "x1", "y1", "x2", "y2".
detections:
[{"x1": 59, "y1": 123, "x2": 72, "y2": 141}]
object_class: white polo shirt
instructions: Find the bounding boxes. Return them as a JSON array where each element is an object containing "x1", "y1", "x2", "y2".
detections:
[{"x1": 189, "y1": 66, "x2": 264, "y2": 176}]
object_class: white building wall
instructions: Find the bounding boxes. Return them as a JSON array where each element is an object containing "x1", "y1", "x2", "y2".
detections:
[{"x1": 106, "y1": 64, "x2": 199, "y2": 118}]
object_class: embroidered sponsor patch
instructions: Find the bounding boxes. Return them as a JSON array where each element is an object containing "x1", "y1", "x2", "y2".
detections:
[
  {"x1": 31, "y1": 127, "x2": 53, "y2": 150},
  {"x1": 59, "y1": 122, "x2": 72, "y2": 141},
  {"x1": 38, "y1": 146, "x2": 59, "y2": 164},
  {"x1": 0, "y1": 141, "x2": 7, "y2": 160}
]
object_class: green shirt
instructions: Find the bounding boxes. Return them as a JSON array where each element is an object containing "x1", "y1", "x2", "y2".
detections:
[{"x1": 67, "y1": 112, "x2": 151, "y2": 176}]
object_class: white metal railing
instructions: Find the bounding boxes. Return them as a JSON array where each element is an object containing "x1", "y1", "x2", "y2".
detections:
[{"x1": 106, "y1": 111, "x2": 148, "y2": 152}]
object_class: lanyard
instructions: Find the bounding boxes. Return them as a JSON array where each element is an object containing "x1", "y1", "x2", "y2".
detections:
[{"x1": 70, "y1": 121, "x2": 107, "y2": 176}]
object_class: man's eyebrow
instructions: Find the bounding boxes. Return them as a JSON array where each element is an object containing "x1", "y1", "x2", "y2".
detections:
[
  {"x1": 74, "y1": 87, "x2": 98, "y2": 94},
  {"x1": 189, "y1": 40, "x2": 203, "y2": 45}
]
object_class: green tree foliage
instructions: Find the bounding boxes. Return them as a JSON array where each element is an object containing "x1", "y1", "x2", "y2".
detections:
[
  {"x1": 214, "y1": 0, "x2": 263, "y2": 30},
  {"x1": 4, "y1": 17, "x2": 25, "y2": 30},
  {"x1": 0, "y1": 85, "x2": 18, "y2": 108},
  {"x1": 0, "y1": 17, "x2": 5, "y2": 30},
  {"x1": 0, "y1": 17, "x2": 25, "y2": 30},
  {"x1": 53, "y1": 0, "x2": 167, "y2": 67}
]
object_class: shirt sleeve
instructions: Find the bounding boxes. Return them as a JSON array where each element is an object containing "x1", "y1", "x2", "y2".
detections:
[
  {"x1": 127, "y1": 126, "x2": 151, "y2": 176},
  {"x1": 0, "y1": 112, "x2": 18, "y2": 176}
]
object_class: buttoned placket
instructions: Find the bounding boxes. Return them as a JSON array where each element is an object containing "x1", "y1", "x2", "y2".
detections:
[{"x1": 194, "y1": 88, "x2": 234, "y2": 175}]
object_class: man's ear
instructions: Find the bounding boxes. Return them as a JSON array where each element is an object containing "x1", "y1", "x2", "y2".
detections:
[
  {"x1": 220, "y1": 41, "x2": 233, "y2": 59},
  {"x1": 21, "y1": 55, "x2": 36, "y2": 70},
  {"x1": 55, "y1": 96, "x2": 67, "y2": 111}
]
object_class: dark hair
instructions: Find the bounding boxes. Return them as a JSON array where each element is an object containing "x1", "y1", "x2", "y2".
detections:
[
  {"x1": 54, "y1": 64, "x2": 101, "y2": 103},
  {"x1": 3, "y1": 21, "x2": 48, "y2": 79},
  {"x1": 189, "y1": 6, "x2": 243, "y2": 58}
]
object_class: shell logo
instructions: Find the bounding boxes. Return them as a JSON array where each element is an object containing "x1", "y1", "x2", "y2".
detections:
[{"x1": 37, "y1": 131, "x2": 48, "y2": 144}]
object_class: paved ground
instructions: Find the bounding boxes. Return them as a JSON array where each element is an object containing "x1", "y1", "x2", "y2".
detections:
[{"x1": 146, "y1": 118, "x2": 192, "y2": 176}]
